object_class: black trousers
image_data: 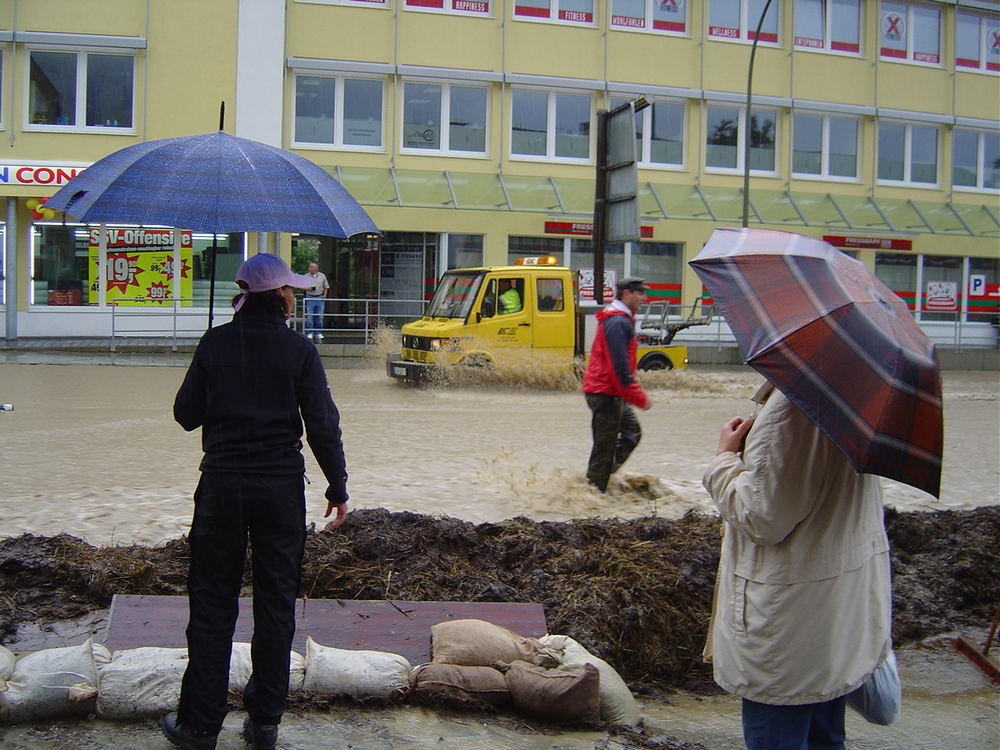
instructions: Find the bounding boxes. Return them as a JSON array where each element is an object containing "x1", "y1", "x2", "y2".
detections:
[
  {"x1": 585, "y1": 392, "x2": 641, "y2": 492},
  {"x1": 177, "y1": 473, "x2": 306, "y2": 732}
]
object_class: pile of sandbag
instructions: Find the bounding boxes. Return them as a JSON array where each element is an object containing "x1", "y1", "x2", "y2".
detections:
[
  {"x1": 412, "y1": 619, "x2": 640, "y2": 726},
  {"x1": 0, "y1": 640, "x2": 107, "y2": 723}
]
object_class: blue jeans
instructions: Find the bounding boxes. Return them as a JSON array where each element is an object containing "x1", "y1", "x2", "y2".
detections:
[
  {"x1": 742, "y1": 696, "x2": 847, "y2": 750},
  {"x1": 304, "y1": 297, "x2": 324, "y2": 337}
]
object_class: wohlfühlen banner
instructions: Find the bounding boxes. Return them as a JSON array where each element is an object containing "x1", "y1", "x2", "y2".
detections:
[{"x1": 88, "y1": 228, "x2": 193, "y2": 305}]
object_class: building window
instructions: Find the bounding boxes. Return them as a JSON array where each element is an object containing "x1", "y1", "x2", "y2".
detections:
[
  {"x1": 879, "y1": 1, "x2": 940, "y2": 65},
  {"x1": 508, "y1": 236, "x2": 565, "y2": 265},
  {"x1": 444, "y1": 233, "x2": 484, "y2": 269},
  {"x1": 630, "y1": 242, "x2": 683, "y2": 303},
  {"x1": 792, "y1": 114, "x2": 858, "y2": 179},
  {"x1": 706, "y1": 105, "x2": 777, "y2": 173},
  {"x1": 515, "y1": 0, "x2": 594, "y2": 25},
  {"x1": 877, "y1": 122, "x2": 937, "y2": 185},
  {"x1": 611, "y1": 96, "x2": 685, "y2": 168},
  {"x1": 967, "y1": 256, "x2": 999, "y2": 324},
  {"x1": 404, "y1": 0, "x2": 491, "y2": 16},
  {"x1": 610, "y1": 0, "x2": 686, "y2": 34},
  {"x1": 402, "y1": 81, "x2": 487, "y2": 155},
  {"x1": 953, "y1": 129, "x2": 1000, "y2": 192},
  {"x1": 874, "y1": 252, "x2": 917, "y2": 310},
  {"x1": 293, "y1": 74, "x2": 384, "y2": 149},
  {"x1": 709, "y1": 0, "x2": 780, "y2": 44},
  {"x1": 793, "y1": 0, "x2": 860, "y2": 53},
  {"x1": 956, "y1": 11, "x2": 1000, "y2": 73},
  {"x1": 27, "y1": 50, "x2": 134, "y2": 129},
  {"x1": 511, "y1": 89, "x2": 591, "y2": 161}
]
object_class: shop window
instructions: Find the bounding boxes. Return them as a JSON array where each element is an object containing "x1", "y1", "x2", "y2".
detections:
[
  {"x1": 0, "y1": 224, "x2": 5, "y2": 305},
  {"x1": 709, "y1": 0, "x2": 780, "y2": 44},
  {"x1": 967, "y1": 256, "x2": 999, "y2": 325},
  {"x1": 508, "y1": 236, "x2": 565, "y2": 265},
  {"x1": 706, "y1": 105, "x2": 777, "y2": 174},
  {"x1": 297, "y1": 0, "x2": 387, "y2": 5},
  {"x1": 536, "y1": 277, "x2": 565, "y2": 311},
  {"x1": 27, "y1": 50, "x2": 134, "y2": 130},
  {"x1": 920, "y1": 254, "x2": 963, "y2": 322},
  {"x1": 402, "y1": 81, "x2": 487, "y2": 155},
  {"x1": 404, "y1": 0, "x2": 491, "y2": 17},
  {"x1": 879, "y1": 1, "x2": 940, "y2": 65},
  {"x1": 610, "y1": 0, "x2": 686, "y2": 34},
  {"x1": 445, "y1": 233, "x2": 484, "y2": 269},
  {"x1": 874, "y1": 252, "x2": 916, "y2": 310},
  {"x1": 877, "y1": 122, "x2": 937, "y2": 185},
  {"x1": 794, "y1": 0, "x2": 860, "y2": 53},
  {"x1": 630, "y1": 242, "x2": 682, "y2": 304},
  {"x1": 515, "y1": 0, "x2": 594, "y2": 25},
  {"x1": 956, "y1": 11, "x2": 1000, "y2": 73},
  {"x1": 792, "y1": 114, "x2": 858, "y2": 179},
  {"x1": 293, "y1": 74, "x2": 384, "y2": 150},
  {"x1": 569, "y1": 239, "x2": 625, "y2": 280},
  {"x1": 953, "y1": 129, "x2": 1000, "y2": 192},
  {"x1": 611, "y1": 96, "x2": 685, "y2": 168},
  {"x1": 511, "y1": 89, "x2": 592, "y2": 161}
]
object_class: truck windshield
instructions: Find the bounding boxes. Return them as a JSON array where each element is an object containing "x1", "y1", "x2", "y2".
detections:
[{"x1": 425, "y1": 272, "x2": 484, "y2": 319}]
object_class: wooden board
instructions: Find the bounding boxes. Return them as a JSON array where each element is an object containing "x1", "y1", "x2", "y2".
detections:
[{"x1": 106, "y1": 595, "x2": 547, "y2": 665}]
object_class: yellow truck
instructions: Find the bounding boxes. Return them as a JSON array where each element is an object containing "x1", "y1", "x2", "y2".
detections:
[{"x1": 386, "y1": 257, "x2": 711, "y2": 383}]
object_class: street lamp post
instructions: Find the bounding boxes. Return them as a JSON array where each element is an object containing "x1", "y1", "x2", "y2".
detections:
[{"x1": 742, "y1": 0, "x2": 775, "y2": 228}]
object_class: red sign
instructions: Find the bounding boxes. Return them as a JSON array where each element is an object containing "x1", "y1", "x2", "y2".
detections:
[
  {"x1": 823, "y1": 235, "x2": 912, "y2": 251},
  {"x1": 544, "y1": 221, "x2": 653, "y2": 238}
]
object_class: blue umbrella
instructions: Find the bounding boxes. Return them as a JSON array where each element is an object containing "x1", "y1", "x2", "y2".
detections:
[{"x1": 46, "y1": 129, "x2": 378, "y2": 326}]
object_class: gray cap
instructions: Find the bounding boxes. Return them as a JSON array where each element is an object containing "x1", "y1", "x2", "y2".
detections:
[{"x1": 617, "y1": 276, "x2": 650, "y2": 292}]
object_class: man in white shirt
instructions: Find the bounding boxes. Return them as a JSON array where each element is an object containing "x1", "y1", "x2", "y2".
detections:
[{"x1": 304, "y1": 262, "x2": 329, "y2": 343}]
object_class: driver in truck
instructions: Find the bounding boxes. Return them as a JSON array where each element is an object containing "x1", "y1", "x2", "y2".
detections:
[{"x1": 582, "y1": 277, "x2": 653, "y2": 492}]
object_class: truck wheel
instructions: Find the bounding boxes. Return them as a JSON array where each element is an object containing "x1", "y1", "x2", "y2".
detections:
[
  {"x1": 638, "y1": 352, "x2": 672, "y2": 371},
  {"x1": 459, "y1": 353, "x2": 493, "y2": 370}
]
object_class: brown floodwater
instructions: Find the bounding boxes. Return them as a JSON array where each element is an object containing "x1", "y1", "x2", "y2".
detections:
[{"x1": 0, "y1": 355, "x2": 996, "y2": 547}]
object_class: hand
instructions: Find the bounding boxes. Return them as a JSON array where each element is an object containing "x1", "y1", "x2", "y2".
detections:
[
  {"x1": 716, "y1": 416, "x2": 754, "y2": 455},
  {"x1": 323, "y1": 501, "x2": 348, "y2": 531}
]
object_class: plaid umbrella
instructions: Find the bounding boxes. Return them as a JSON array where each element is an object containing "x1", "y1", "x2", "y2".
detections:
[
  {"x1": 690, "y1": 228, "x2": 943, "y2": 497},
  {"x1": 46, "y1": 130, "x2": 377, "y2": 237}
]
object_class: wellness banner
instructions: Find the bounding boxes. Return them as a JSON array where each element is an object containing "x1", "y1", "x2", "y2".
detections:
[{"x1": 88, "y1": 228, "x2": 193, "y2": 305}]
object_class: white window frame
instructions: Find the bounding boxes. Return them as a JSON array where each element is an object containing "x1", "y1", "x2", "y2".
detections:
[
  {"x1": 400, "y1": 79, "x2": 489, "y2": 157},
  {"x1": 296, "y1": 0, "x2": 387, "y2": 6},
  {"x1": 403, "y1": 0, "x2": 492, "y2": 18},
  {"x1": 876, "y1": 121, "x2": 939, "y2": 187},
  {"x1": 24, "y1": 46, "x2": 137, "y2": 134},
  {"x1": 513, "y1": 0, "x2": 595, "y2": 26},
  {"x1": 509, "y1": 88, "x2": 593, "y2": 164},
  {"x1": 609, "y1": 0, "x2": 688, "y2": 35},
  {"x1": 708, "y1": 0, "x2": 781, "y2": 45},
  {"x1": 952, "y1": 128, "x2": 1000, "y2": 193},
  {"x1": 705, "y1": 104, "x2": 779, "y2": 176},
  {"x1": 610, "y1": 95, "x2": 687, "y2": 170},
  {"x1": 291, "y1": 72, "x2": 385, "y2": 152},
  {"x1": 955, "y1": 10, "x2": 1000, "y2": 75},
  {"x1": 791, "y1": 113, "x2": 860, "y2": 181},
  {"x1": 793, "y1": 0, "x2": 861, "y2": 55},
  {"x1": 878, "y1": 1, "x2": 942, "y2": 66}
]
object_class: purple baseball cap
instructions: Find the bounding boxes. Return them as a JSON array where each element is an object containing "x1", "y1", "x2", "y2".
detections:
[{"x1": 234, "y1": 253, "x2": 312, "y2": 311}]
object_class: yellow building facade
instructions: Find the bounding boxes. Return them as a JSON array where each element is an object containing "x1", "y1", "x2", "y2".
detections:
[{"x1": 1, "y1": 0, "x2": 997, "y2": 345}]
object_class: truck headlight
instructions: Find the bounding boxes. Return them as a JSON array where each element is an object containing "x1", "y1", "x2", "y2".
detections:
[{"x1": 429, "y1": 338, "x2": 450, "y2": 351}]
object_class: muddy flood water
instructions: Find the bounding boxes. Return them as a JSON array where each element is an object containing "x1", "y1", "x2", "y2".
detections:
[
  {"x1": 0, "y1": 353, "x2": 997, "y2": 750},
  {"x1": 0, "y1": 356, "x2": 996, "y2": 546}
]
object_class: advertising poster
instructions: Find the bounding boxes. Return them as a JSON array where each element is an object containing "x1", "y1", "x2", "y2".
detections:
[{"x1": 88, "y1": 228, "x2": 193, "y2": 305}]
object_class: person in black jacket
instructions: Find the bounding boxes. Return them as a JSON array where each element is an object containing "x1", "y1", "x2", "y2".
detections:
[{"x1": 162, "y1": 253, "x2": 349, "y2": 750}]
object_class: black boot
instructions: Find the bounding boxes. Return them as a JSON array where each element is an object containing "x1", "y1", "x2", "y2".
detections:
[
  {"x1": 242, "y1": 714, "x2": 279, "y2": 749},
  {"x1": 161, "y1": 712, "x2": 218, "y2": 750}
]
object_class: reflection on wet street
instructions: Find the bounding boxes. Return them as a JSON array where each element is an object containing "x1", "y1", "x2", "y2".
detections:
[{"x1": 0, "y1": 357, "x2": 996, "y2": 547}]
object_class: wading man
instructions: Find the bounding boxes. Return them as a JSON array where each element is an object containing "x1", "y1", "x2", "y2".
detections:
[
  {"x1": 582, "y1": 277, "x2": 652, "y2": 492},
  {"x1": 164, "y1": 253, "x2": 349, "y2": 750}
]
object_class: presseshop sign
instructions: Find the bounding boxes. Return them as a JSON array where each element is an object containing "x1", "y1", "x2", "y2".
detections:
[{"x1": 0, "y1": 163, "x2": 85, "y2": 186}]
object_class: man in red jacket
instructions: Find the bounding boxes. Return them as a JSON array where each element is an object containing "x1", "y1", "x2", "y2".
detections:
[{"x1": 582, "y1": 277, "x2": 652, "y2": 491}]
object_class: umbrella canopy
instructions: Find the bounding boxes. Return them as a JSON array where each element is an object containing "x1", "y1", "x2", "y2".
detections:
[
  {"x1": 46, "y1": 130, "x2": 377, "y2": 237},
  {"x1": 690, "y1": 227, "x2": 943, "y2": 497}
]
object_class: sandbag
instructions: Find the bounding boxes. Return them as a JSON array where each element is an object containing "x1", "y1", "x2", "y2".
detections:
[
  {"x1": 302, "y1": 637, "x2": 411, "y2": 700},
  {"x1": 96, "y1": 647, "x2": 187, "y2": 720},
  {"x1": 0, "y1": 640, "x2": 102, "y2": 723},
  {"x1": 412, "y1": 663, "x2": 510, "y2": 707},
  {"x1": 503, "y1": 659, "x2": 600, "y2": 724},
  {"x1": 540, "y1": 634, "x2": 640, "y2": 725},
  {"x1": 0, "y1": 644, "x2": 16, "y2": 693},
  {"x1": 431, "y1": 619, "x2": 559, "y2": 668},
  {"x1": 229, "y1": 642, "x2": 306, "y2": 693}
]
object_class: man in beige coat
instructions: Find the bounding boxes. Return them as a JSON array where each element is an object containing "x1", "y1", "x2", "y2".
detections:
[{"x1": 703, "y1": 381, "x2": 892, "y2": 750}]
